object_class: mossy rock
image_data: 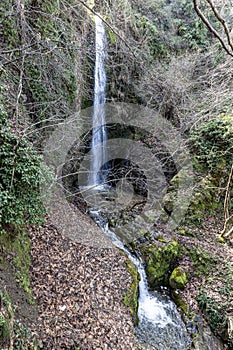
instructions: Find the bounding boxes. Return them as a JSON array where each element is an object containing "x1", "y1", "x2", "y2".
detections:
[
  {"x1": 123, "y1": 259, "x2": 140, "y2": 325},
  {"x1": 169, "y1": 267, "x2": 187, "y2": 289},
  {"x1": 144, "y1": 239, "x2": 179, "y2": 288}
]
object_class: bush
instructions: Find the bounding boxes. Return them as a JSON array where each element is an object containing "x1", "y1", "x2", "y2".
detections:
[
  {"x1": 197, "y1": 291, "x2": 227, "y2": 335},
  {"x1": 0, "y1": 109, "x2": 46, "y2": 229},
  {"x1": 189, "y1": 118, "x2": 233, "y2": 173}
]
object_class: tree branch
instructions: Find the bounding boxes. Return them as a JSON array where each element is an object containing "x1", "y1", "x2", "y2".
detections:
[
  {"x1": 219, "y1": 164, "x2": 233, "y2": 238},
  {"x1": 62, "y1": 0, "x2": 137, "y2": 58},
  {"x1": 193, "y1": 0, "x2": 233, "y2": 57}
]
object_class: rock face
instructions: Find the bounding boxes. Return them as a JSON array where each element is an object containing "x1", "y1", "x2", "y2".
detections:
[
  {"x1": 187, "y1": 314, "x2": 230, "y2": 350},
  {"x1": 143, "y1": 239, "x2": 179, "y2": 288}
]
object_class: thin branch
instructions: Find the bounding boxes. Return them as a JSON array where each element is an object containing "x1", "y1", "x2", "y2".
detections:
[
  {"x1": 219, "y1": 164, "x2": 233, "y2": 238},
  {"x1": 193, "y1": 0, "x2": 233, "y2": 57},
  {"x1": 206, "y1": 0, "x2": 233, "y2": 52},
  {"x1": 62, "y1": 0, "x2": 137, "y2": 58},
  {"x1": 224, "y1": 163, "x2": 233, "y2": 221}
]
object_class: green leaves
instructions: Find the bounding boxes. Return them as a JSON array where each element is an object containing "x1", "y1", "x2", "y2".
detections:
[
  {"x1": 0, "y1": 109, "x2": 46, "y2": 229},
  {"x1": 197, "y1": 291, "x2": 227, "y2": 334},
  {"x1": 189, "y1": 118, "x2": 233, "y2": 173}
]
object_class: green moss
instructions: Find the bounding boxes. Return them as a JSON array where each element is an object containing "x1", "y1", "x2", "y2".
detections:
[
  {"x1": 177, "y1": 228, "x2": 195, "y2": 237},
  {"x1": 172, "y1": 292, "x2": 191, "y2": 317},
  {"x1": 169, "y1": 267, "x2": 187, "y2": 289},
  {"x1": 144, "y1": 239, "x2": 179, "y2": 288},
  {"x1": 217, "y1": 235, "x2": 226, "y2": 244},
  {"x1": 0, "y1": 229, "x2": 34, "y2": 303},
  {"x1": 107, "y1": 28, "x2": 117, "y2": 44},
  {"x1": 156, "y1": 235, "x2": 166, "y2": 243},
  {"x1": 123, "y1": 259, "x2": 140, "y2": 325}
]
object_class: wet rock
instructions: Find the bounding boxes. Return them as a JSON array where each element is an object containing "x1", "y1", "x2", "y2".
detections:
[
  {"x1": 123, "y1": 259, "x2": 140, "y2": 325},
  {"x1": 143, "y1": 239, "x2": 179, "y2": 288},
  {"x1": 192, "y1": 314, "x2": 228, "y2": 350}
]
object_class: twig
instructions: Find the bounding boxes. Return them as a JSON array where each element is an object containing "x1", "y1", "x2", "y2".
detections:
[{"x1": 62, "y1": 0, "x2": 137, "y2": 58}]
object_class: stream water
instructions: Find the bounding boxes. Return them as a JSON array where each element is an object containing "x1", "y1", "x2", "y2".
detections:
[
  {"x1": 88, "y1": 16, "x2": 191, "y2": 350},
  {"x1": 91, "y1": 210, "x2": 191, "y2": 349}
]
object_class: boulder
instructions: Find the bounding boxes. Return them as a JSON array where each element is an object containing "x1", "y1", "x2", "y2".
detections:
[{"x1": 169, "y1": 267, "x2": 187, "y2": 289}]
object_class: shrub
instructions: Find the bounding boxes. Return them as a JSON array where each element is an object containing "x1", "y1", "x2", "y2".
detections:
[
  {"x1": 189, "y1": 118, "x2": 233, "y2": 173},
  {"x1": 0, "y1": 109, "x2": 46, "y2": 229}
]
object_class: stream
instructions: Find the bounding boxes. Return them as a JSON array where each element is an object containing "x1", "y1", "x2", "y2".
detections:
[{"x1": 91, "y1": 209, "x2": 191, "y2": 350}]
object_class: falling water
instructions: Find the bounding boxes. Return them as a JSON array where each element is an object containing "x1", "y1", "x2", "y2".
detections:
[{"x1": 88, "y1": 15, "x2": 108, "y2": 187}]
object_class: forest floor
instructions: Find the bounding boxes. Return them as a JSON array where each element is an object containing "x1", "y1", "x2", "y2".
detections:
[
  {"x1": 28, "y1": 218, "x2": 138, "y2": 350},
  {"x1": 1, "y1": 211, "x2": 233, "y2": 349}
]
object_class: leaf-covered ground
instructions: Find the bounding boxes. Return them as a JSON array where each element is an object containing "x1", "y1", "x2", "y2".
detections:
[{"x1": 29, "y1": 220, "x2": 138, "y2": 350}]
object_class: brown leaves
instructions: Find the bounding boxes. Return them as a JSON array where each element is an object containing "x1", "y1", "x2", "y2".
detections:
[{"x1": 30, "y1": 222, "x2": 137, "y2": 349}]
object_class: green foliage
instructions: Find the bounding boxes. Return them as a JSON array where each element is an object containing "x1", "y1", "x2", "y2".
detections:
[
  {"x1": 0, "y1": 0, "x2": 20, "y2": 49},
  {"x1": 0, "y1": 291, "x2": 38, "y2": 349},
  {"x1": 197, "y1": 291, "x2": 227, "y2": 335},
  {"x1": 171, "y1": 0, "x2": 210, "y2": 50},
  {"x1": 185, "y1": 175, "x2": 222, "y2": 224},
  {"x1": 182, "y1": 246, "x2": 218, "y2": 277},
  {"x1": 189, "y1": 118, "x2": 233, "y2": 173},
  {"x1": 1, "y1": 0, "x2": 78, "y2": 127},
  {"x1": 0, "y1": 108, "x2": 46, "y2": 228},
  {"x1": 135, "y1": 15, "x2": 168, "y2": 58}
]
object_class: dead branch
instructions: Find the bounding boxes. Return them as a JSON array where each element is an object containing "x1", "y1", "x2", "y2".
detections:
[{"x1": 220, "y1": 164, "x2": 233, "y2": 238}]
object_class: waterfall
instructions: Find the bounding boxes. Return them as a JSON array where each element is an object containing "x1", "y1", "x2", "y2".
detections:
[
  {"x1": 87, "y1": 15, "x2": 191, "y2": 350},
  {"x1": 88, "y1": 15, "x2": 108, "y2": 187}
]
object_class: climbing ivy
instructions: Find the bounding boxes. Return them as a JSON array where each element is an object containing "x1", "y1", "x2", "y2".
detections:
[
  {"x1": 189, "y1": 118, "x2": 233, "y2": 173},
  {"x1": 0, "y1": 108, "x2": 47, "y2": 229},
  {"x1": 197, "y1": 291, "x2": 227, "y2": 335}
]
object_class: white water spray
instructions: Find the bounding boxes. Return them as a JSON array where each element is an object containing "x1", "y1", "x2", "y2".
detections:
[{"x1": 88, "y1": 15, "x2": 108, "y2": 187}]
